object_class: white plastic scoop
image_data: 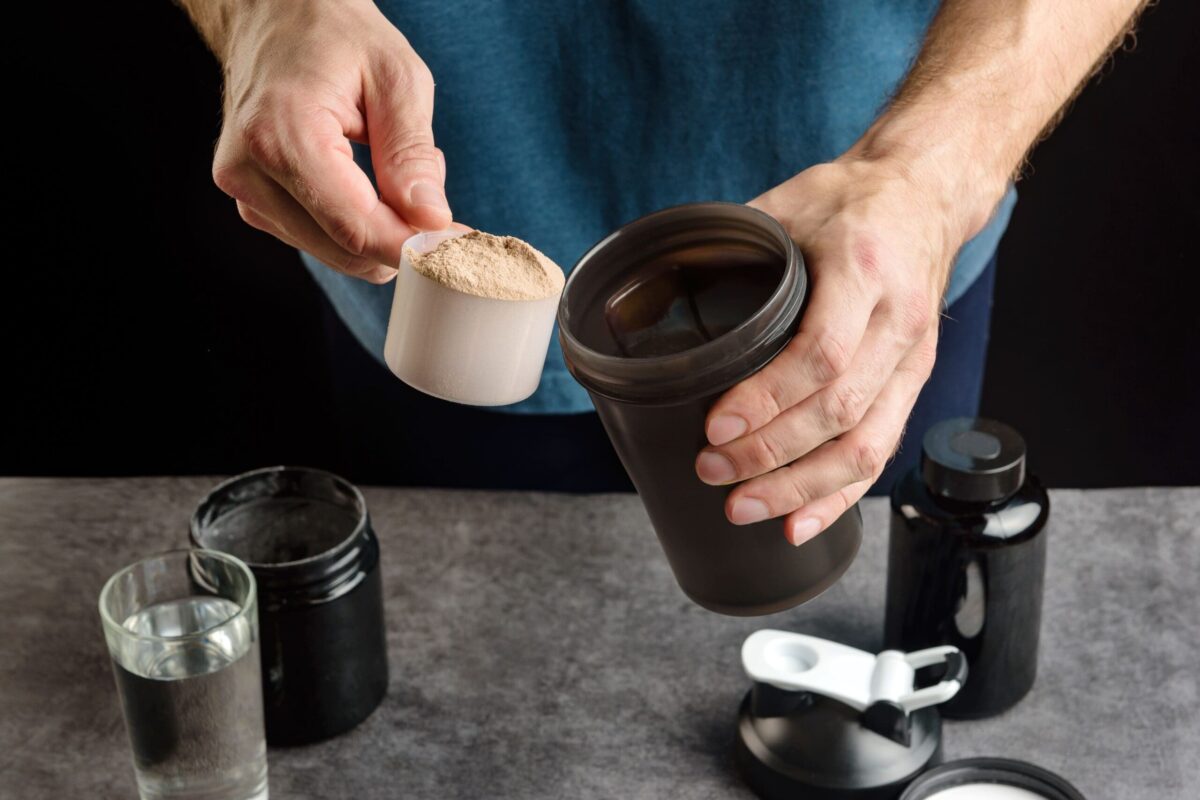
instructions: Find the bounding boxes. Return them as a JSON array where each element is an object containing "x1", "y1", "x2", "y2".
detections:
[{"x1": 383, "y1": 230, "x2": 561, "y2": 406}]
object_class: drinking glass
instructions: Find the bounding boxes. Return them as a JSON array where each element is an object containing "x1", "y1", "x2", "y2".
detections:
[{"x1": 99, "y1": 549, "x2": 268, "y2": 800}]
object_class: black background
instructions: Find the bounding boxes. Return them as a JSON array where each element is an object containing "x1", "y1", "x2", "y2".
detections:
[{"x1": 5, "y1": 2, "x2": 1198, "y2": 488}]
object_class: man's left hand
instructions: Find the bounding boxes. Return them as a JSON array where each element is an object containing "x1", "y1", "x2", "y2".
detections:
[{"x1": 695, "y1": 155, "x2": 965, "y2": 546}]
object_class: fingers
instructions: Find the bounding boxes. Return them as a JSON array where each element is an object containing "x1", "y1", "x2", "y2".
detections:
[
  {"x1": 721, "y1": 333, "x2": 936, "y2": 536},
  {"x1": 704, "y1": 252, "x2": 881, "y2": 447},
  {"x1": 239, "y1": 198, "x2": 395, "y2": 284},
  {"x1": 783, "y1": 479, "x2": 874, "y2": 547},
  {"x1": 214, "y1": 98, "x2": 420, "y2": 273},
  {"x1": 227, "y1": 165, "x2": 398, "y2": 284},
  {"x1": 363, "y1": 56, "x2": 453, "y2": 232},
  {"x1": 697, "y1": 307, "x2": 917, "y2": 484}
]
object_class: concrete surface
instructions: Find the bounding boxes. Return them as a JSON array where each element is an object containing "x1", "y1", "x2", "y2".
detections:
[{"x1": 1, "y1": 479, "x2": 1196, "y2": 798}]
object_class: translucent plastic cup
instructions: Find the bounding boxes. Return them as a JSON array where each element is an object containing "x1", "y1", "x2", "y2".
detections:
[
  {"x1": 384, "y1": 230, "x2": 561, "y2": 406},
  {"x1": 559, "y1": 202, "x2": 862, "y2": 615}
]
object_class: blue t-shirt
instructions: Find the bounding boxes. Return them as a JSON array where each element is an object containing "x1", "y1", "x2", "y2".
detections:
[{"x1": 303, "y1": 0, "x2": 1016, "y2": 414}]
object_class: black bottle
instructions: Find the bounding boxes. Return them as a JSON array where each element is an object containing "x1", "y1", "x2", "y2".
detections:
[{"x1": 884, "y1": 418, "x2": 1049, "y2": 719}]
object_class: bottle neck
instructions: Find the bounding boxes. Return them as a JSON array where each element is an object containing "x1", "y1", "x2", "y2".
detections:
[{"x1": 928, "y1": 491, "x2": 1014, "y2": 515}]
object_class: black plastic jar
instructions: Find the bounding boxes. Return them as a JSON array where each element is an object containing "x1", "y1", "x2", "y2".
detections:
[
  {"x1": 884, "y1": 418, "x2": 1049, "y2": 719},
  {"x1": 190, "y1": 466, "x2": 389, "y2": 744}
]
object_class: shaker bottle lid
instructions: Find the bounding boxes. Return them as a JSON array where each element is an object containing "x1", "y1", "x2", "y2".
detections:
[
  {"x1": 921, "y1": 418, "x2": 1026, "y2": 503},
  {"x1": 736, "y1": 630, "x2": 967, "y2": 799},
  {"x1": 899, "y1": 757, "x2": 1085, "y2": 799},
  {"x1": 734, "y1": 631, "x2": 1086, "y2": 800}
]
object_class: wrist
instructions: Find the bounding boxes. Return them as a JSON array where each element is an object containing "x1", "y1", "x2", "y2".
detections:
[
  {"x1": 846, "y1": 110, "x2": 1013, "y2": 246},
  {"x1": 179, "y1": 0, "x2": 263, "y2": 64}
]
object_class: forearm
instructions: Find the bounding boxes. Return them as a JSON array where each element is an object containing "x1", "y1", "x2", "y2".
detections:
[
  {"x1": 850, "y1": 0, "x2": 1149, "y2": 242},
  {"x1": 176, "y1": 0, "x2": 258, "y2": 63}
]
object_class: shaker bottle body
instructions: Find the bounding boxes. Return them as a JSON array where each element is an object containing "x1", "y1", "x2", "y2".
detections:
[
  {"x1": 560, "y1": 203, "x2": 862, "y2": 615},
  {"x1": 595, "y1": 391, "x2": 863, "y2": 615}
]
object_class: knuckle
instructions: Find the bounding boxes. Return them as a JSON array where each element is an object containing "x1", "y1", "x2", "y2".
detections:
[
  {"x1": 782, "y1": 471, "x2": 816, "y2": 510},
  {"x1": 847, "y1": 231, "x2": 884, "y2": 285},
  {"x1": 326, "y1": 212, "x2": 370, "y2": 257},
  {"x1": 832, "y1": 484, "x2": 857, "y2": 516},
  {"x1": 211, "y1": 161, "x2": 248, "y2": 199},
  {"x1": 732, "y1": 380, "x2": 783, "y2": 427},
  {"x1": 288, "y1": 173, "x2": 324, "y2": 217},
  {"x1": 896, "y1": 290, "x2": 936, "y2": 340},
  {"x1": 820, "y1": 382, "x2": 868, "y2": 431},
  {"x1": 386, "y1": 138, "x2": 440, "y2": 171},
  {"x1": 809, "y1": 332, "x2": 852, "y2": 383},
  {"x1": 397, "y1": 56, "x2": 435, "y2": 94},
  {"x1": 747, "y1": 431, "x2": 789, "y2": 473},
  {"x1": 330, "y1": 249, "x2": 373, "y2": 277},
  {"x1": 849, "y1": 439, "x2": 887, "y2": 481},
  {"x1": 240, "y1": 112, "x2": 285, "y2": 168},
  {"x1": 907, "y1": 339, "x2": 938, "y2": 378},
  {"x1": 235, "y1": 200, "x2": 259, "y2": 226},
  {"x1": 374, "y1": 55, "x2": 435, "y2": 106}
]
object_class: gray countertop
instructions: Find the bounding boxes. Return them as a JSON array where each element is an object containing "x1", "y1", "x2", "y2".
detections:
[{"x1": 1, "y1": 479, "x2": 1197, "y2": 799}]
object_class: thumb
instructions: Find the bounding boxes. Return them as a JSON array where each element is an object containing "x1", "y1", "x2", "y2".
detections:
[{"x1": 365, "y1": 60, "x2": 452, "y2": 232}]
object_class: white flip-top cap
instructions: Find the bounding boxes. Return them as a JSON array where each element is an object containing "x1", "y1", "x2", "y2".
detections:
[
  {"x1": 741, "y1": 629, "x2": 965, "y2": 714},
  {"x1": 384, "y1": 230, "x2": 561, "y2": 406}
]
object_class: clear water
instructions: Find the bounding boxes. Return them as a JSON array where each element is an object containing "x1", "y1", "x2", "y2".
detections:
[{"x1": 111, "y1": 597, "x2": 268, "y2": 800}]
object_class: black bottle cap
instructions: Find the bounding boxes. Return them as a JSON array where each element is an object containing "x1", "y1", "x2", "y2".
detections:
[{"x1": 921, "y1": 418, "x2": 1026, "y2": 503}]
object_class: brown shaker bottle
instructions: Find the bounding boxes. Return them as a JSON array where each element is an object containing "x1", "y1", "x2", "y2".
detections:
[{"x1": 559, "y1": 202, "x2": 862, "y2": 615}]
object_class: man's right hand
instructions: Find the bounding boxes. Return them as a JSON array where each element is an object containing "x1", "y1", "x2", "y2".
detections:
[{"x1": 184, "y1": 0, "x2": 451, "y2": 283}]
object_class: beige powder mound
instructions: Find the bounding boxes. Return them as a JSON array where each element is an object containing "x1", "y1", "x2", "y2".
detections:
[{"x1": 408, "y1": 231, "x2": 565, "y2": 301}]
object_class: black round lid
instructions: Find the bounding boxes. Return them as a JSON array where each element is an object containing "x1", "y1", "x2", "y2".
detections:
[
  {"x1": 899, "y1": 757, "x2": 1085, "y2": 799},
  {"x1": 921, "y1": 418, "x2": 1026, "y2": 503},
  {"x1": 735, "y1": 692, "x2": 942, "y2": 799}
]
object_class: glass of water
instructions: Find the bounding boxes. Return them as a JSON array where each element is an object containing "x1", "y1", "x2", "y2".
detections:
[{"x1": 99, "y1": 549, "x2": 268, "y2": 800}]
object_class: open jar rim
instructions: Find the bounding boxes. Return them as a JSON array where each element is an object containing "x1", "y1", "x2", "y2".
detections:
[
  {"x1": 189, "y1": 466, "x2": 373, "y2": 593},
  {"x1": 557, "y1": 202, "x2": 807, "y2": 405}
]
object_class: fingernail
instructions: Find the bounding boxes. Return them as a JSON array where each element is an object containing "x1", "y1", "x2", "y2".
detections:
[
  {"x1": 367, "y1": 266, "x2": 398, "y2": 284},
  {"x1": 788, "y1": 517, "x2": 822, "y2": 547},
  {"x1": 410, "y1": 181, "x2": 449, "y2": 212},
  {"x1": 707, "y1": 414, "x2": 748, "y2": 446},
  {"x1": 730, "y1": 497, "x2": 770, "y2": 526},
  {"x1": 696, "y1": 451, "x2": 737, "y2": 484}
]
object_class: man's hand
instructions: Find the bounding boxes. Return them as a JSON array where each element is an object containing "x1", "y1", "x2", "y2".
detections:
[
  {"x1": 182, "y1": 0, "x2": 451, "y2": 283},
  {"x1": 695, "y1": 157, "x2": 954, "y2": 546},
  {"x1": 695, "y1": 0, "x2": 1147, "y2": 545}
]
